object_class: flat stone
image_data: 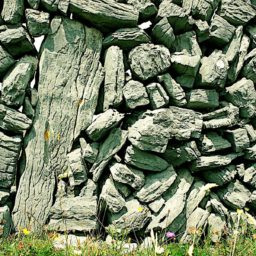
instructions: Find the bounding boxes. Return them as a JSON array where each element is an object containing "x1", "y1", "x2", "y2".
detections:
[
  {"x1": 129, "y1": 43, "x2": 171, "y2": 81},
  {"x1": 135, "y1": 167, "x2": 177, "y2": 203},
  {"x1": 174, "y1": 31, "x2": 202, "y2": 56},
  {"x1": 245, "y1": 124, "x2": 256, "y2": 143},
  {"x1": 226, "y1": 78, "x2": 256, "y2": 118},
  {"x1": 176, "y1": 75, "x2": 195, "y2": 89},
  {"x1": 1, "y1": 0, "x2": 24, "y2": 25},
  {"x1": 100, "y1": 178, "x2": 126, "y2": 213},
  {"x1": 148, "y1": 197, "x2": 165, "y2": 213},
  {"x1": 58, "y1": 0, "x2": 70, "y2": 15},
  {"x1": 0, "y1": 131, "x2": 21, "y2": 189},
  {"x1": 197, "y1": 50, "x2": 229, "y2": 88},
  {"x1": 245, "y1": 144, "x2": 256, "y2": 160},
  {"x1": 171, "y1": 52, "x2": 201, "y2": 77},
  {"x1": 41, "y1": 0, "x2": 58, "y2": 12},
  {"x1": 79, "y1": 179, "x2": 97, "y2": 197},
  {"x1": 157, "y1": 73, "x2": 186, "y2": 107},
  {"x1": 190, "y1": 153, "x2": 241, "y2": 173},
  {"x1": 48, "y1": 195, "x2": 98, "y2": 232},
  {"x1": 0, "y1": 104, "x2": 32, "y2": 133},
  {"x1": 219, "y1": 0, "x2": 256, "y2": 26},
  {"x1": 241, "y1": 50, "x2": 256, "y2": 83},
  {"x1": 0, "y1": 45, "x2": 15, "y2": 78},
  {"x1": 162, "y1": 141, "x2": 201, "y2": 167},
  {"x1": 146, "y1": 82, "x2": 169, "y2": 109},
  {"x1": 103, "y1": 28, "x2": 150, "y2": 50},
  {"x1": 0, "y1": 25, "x2": 35, "y2": 57},
  {"x1": 110, "y1": 162, "x2": 145, "y2": 190},
  {"x1": 123, "y1": 80, "x2": 149, "y2": 109},
  {"x1": 114, "y1": 181, "x2": 132, "y2": 198},
  {"x1": 0, "y1": 206, "x2": 12, "y2": 238},
  {"x1": 209, "y1": 14, "x2": 235, "y2": 46},
  {"x1": 127, "y1": 0, "x2": 157, "y2": 20},
  {"x1": 243, "y1": 164, "x2": 256, "y2": 188},
  {"x1": 217, "y1": 180, "x2": 251, "y2": 209},
  {"x1": 103, "y1": 46, "x2": 125, "y2": 111},
  {"x1": 69, "y1": 0, "x2": 139, "y2": 30},
  {"x1": 208, "y1": 213, "x2": 227, "y2": 243},
  {"x1": 193, "y1": 19, "x2": 210, "y2": 43},
  {"x1": 157, "y1": 2, "x2": 191, "y2": 33},
  {"x1": 225, "y1": 128, "x2": 250, "y2": 152},
  {"x1": 80, "y1": 138, "x2": 99, "y2": 164},
  {"x1": 107, "y1": 198, "x2": 151, "y2": 234},
  {"x1": 1, "y1": 56, "x2": 38, "y2": 107},
  {"x1": 27, "y1": 0, "x2": 40, "y2": 8},
  {"x1": 25, "y1": 9, "x2": 50, "y2": 37},
  {"x1": 203, "y1": 103, "x2": 239, "y2": 129},
  {"x1": 125, "y1": 145, "x2": 169, "y2": 172},
  {"x1": 90, "y1": 128, "x2": 128, "y2": 182},
  {"x1": 200, "y1": 132, "x2": 231, "y2": 153},
  {"x1": 187, "y1": 89, "x2": 219, "y2": 109},
  {"x1": 152, "y1": 18, "x2": 175, "y2": 50},
  {"x1": 202, "y1": 165, "x2": 237, "y2": 186},
  {"x1": 147, "y1": 169, "x2": 194, "y2": 231},
  {"x1": 86, "y1": 109, "x2": 124, "y2": 141},
  {"x1": 67, "y1": 148, "x2": 87, "y2": 187}
]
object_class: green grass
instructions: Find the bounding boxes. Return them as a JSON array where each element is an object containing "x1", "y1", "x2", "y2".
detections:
[{"x1": 1, "y1": 232, "x2": 256, "y2": 256}]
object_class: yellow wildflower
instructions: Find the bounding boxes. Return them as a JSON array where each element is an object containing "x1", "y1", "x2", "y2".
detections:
[
  {"x1": 22, "y1": 228, "x2": 30, "y2": 235},
  {"x1": 237, "y1": 209, "x2": 243, "y2": 215},
  {"x1": 138, "y1": 206, "x2": 143, "y2": 212},
  {"x1": 44, "y1": 130, "x2": 50, "y2": 141}
]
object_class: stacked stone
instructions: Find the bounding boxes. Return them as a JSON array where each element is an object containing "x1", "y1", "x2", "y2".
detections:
[{"x1": 1, "y1": 0, "x2": 256, "y2": 244}]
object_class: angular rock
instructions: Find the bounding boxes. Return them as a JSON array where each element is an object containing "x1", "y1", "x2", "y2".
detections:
[
  {"x1": 107, "y1": 198, "x2": 151, "y2": 233},
  {"x1": 0, "y1": 104, "x2": 32, "y2": 133},
  {"x1": 103, "y1": 28, "x2": 150, "y2": 50},
  {"x1": 193, "y1": 19, "x2": 210, "y2": 43},
  {"x1": 127, "y1": 0, "x2": 157, "y2": 20},
  {"x1": 162, "y1": 141, "x2": 201, "y2": 167},
  {"x1": 0, "y1": 131, "x2": 21, "y2": 189},
  {"x1": 157, "y1": 2, "x2": 191, "y2": 33},
  {"x1": 245, "y1": 144, "x2": 256, "y2": 160},
  {"x1": 208, "y1": 213, "x2": 227, "y2": 243},
  {"x1": 146, "y1": 82, "x2": 169, "y2": 109},
  {"x1": 169, "y1": 107, "x2": 203, "y2": 140},
  {"x1": 0, "y1": 25, "x2": 35, "y2": 57},
  {"x1": 228, "y1": 34, "x2": 250, "y2": 83},
  {"x1": 217, "y1": 180, "x2": 251, "y2": 209},
  {"x1": 86, "y1": 109, "x2": 124, "y2": 141},
  {"x1": 110, "y1": 162, "x2": 145, "y2": 190},
  {"x1": 0, "y1": 45, "x2": 15, "y2": 78},
  {"x1": 191, "y1": 153, "x2": 241, "y2": 173},
  {"x1": 79, "y1": 179, "x2": 97, "y2": 197},
  {"x1": 114, "y1": 181, "x2": 132, "y2": 198},
  {"x1": 135, "y1": 167, "x2": 177, "y2": 203},
  {"x1": 69, "y1": 0, "x2": 139, "y2": 30},
  {"x1": 129, "y1": 43, "x2": 171, "y2": 81},
  {"x1": 58, "y1": 0, "x2": 70, "y2": 15},
  {"x1": 103, "y1": 46, "x2": 125, "y2": 111},
  {"x1": 23, "y1": 97, "x2": 35, "y2": 118},
  {"x1": 157, "y1": 73, "x2": 186, "y2": 107},
  {"x1": 245, "y1": 124, "x2": 256, "y2": 143},
  {"x1": 241, "y1": 49, "x2": 256, "y2": 83},
  {"x1": 225, "y1": 128, "x2": 250, "y2": 152},
  {"x1": 80, "y1": 138, "x2": 99, "y2": 164},
  {"x1": 123, "y1": 80, "x2": 149, "y2": 109},
  {"x1": 148, "y1": 197, "x2": 165, "y2": 214},
  {"x1": 13, "y1": 17, "x2": 104, "y2": 231},
  {"x1": 27, "y1": 0, "x2": 40, "y2": 9},
  {"x1": 226, "y1": 78, "x2": 256, "y2": 118},
  {"x1": 147, "y1": 169, "x2": 194, "y2": 231},
  {"x1": 48, "y1": 195, "x2": 98, "y2": 232},
  {"x1": 200, "y1": 132, "x2": 231, "y2": 153},
  {"x1": 128, "y1": 113, "x2": 170, "y2": 153},
  {"x1": 209, "y1": 14, "x2": 235, "y2": 46},
  {"x1": 67, "y1": 149, "x2": 87, "y2": 187},
  {"x1": 203, "y1": 103, "x2": 239, "y2": 129},
  {"x1": 41, "y1": 0, "x2": 59, "y2": 12},
  {"x1": 1, "y1": 0, "x2": 24, "y2": 25},
  {"x1": 100, "y1": 178, "x2": 125, "y2": 213},
  {"x1": 2, "y1": 56, "x2": 38, "y2": 107},
  {"x1": 174, "y1": 31, "x2": 202, "y2": 56},
  {"x1": 125, "y1": 145, "x2": 169, "y2": 172},
  {"x1": 90, "y1": 128, "x2": 127, "y2": 182},
  {"x1": 152, "y1": 18, "x2": 175, "y2": 50},
  {"x1": 25, "y1": 9, "x2": 50, "y2": 37},
  {"x1": 243, "y1": 164, "x2": 256, "y2": 188},
  {"x1": 171, "y1": 52, "x2": 201, "y2": 77},
  {"x1": 187, "y1": 89, "x2": 219, "y2": 109},
  {"x1": 197, "y1": 50, "x2": 229, "y2": 89},
  {"x1": 0, "y1": 206, "x2": 12, "y2": 238},
  {"x1": 202, "y1": 165, "x2": 237, "y2": 186},
  {"x1": 176, "y1": 75, "x2": 195, "y2": 89},
  {"x1": 219, "y1": 0, "x2": 256, "y2": 26}
]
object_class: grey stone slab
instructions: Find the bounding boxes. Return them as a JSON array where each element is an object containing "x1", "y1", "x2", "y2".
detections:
[
  {"x1": 0, "y1": 206, "x2": 12, "y2": 238},
  {"x1": 225, "y1": 128, "x2": 250, "y2": 152},
  {"x1": 127, "y1": 0, "x2": 157, "y2": 20},
  {"x1": 0, "y1": 45, "x2": 15, "y2": 78},
  {"x1": 1, "y1": 0, "x2": 24, "y2": 24},
  {"x1": 80, "y1": 138, "x2": 99, "y2": 164}
]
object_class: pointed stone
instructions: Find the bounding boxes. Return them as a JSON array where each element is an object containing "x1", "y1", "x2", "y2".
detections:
[
  {"x1": 193, "y1": 19, "x2": 209, "y2": 43},
  {"x1": 129, "y1": 43, "x2": 171, "y2": 81},
  {"x1": 80, "y1": 138, "x2": 99, "y2": 164},
  {"x1": 243, "y1": 164, "x2": 256, "y2": 189},
  {"x1": 127, "y1": 0, "x2": 157, "y2": 20},
  {"x1": 148, "y1": 197, "x2": 165, "y2": 214},
  {"x1": 245, "y1": 144, "x2": 256, "y2": 160},
  {"x1": 0, "y1": 45, "x2": 15, "y2": 78},
  {"x1": 1, "y1": 0, "x2": 24, "y2": 25}
]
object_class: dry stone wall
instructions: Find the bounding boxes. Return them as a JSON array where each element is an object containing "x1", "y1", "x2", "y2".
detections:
[{"x1": 1, "y1": 0, "x2": 256, "y2": 243}]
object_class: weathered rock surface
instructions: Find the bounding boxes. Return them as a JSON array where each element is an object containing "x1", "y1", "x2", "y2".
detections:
[
  {"x1": 1, "y1": 0, "x2": 24, "y2": 25},
  {"x1": 0, "y1": 206, "x2": 12, "y2": 238},
  {"x1": 0, "y1": 45, "x2": 15, "y2": 78},
  {"x1": 127, "y1": 0, "x2": 157, "y2": 20},
  {"x1": 13, "y1": 17, "x2": 104, "y2": 230},
  {"x1": 225, "y1": 128, "x2": 250, "y2": 152},
  {"x1": 129, "y1": 44, "x2": 171, "y2": 81},
  {"x1": 86, "y1": 109, "x2": 124, "y2": 141}
]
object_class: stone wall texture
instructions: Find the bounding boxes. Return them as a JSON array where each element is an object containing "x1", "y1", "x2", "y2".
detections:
[{"x1": 1, "y1": 0, "x2": 256, "y2": 243}]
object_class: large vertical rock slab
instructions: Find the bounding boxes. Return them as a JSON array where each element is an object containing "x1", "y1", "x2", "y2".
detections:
[
  {"x1": 1, "y1": 0, "x2": 24, "y2": 25},
  {"x1": 13, "y1": 17, "x2": 104, "y2": 231}
]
